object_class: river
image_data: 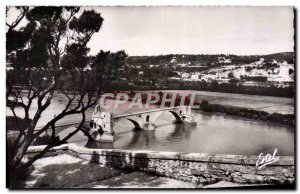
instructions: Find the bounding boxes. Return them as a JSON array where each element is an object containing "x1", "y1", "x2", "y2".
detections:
[
  {"x1": 7, "y1": 91, "x2": 294, "y2": 156},
  {"x1": 59, "y1": 109, "x2": 294, "y2": 156}
]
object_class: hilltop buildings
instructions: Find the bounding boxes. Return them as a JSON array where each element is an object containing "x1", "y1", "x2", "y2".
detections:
[{"x1": 172, "y1": 59, "x2": 294, "y2": 87}]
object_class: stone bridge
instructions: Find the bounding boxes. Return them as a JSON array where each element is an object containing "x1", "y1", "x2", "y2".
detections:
[
  {"x1": 89, "y1": 105, "x2": 196, "y2": 142},
  {"x1": 8, "y1": 106, "x2": 196, "y2": 143}
]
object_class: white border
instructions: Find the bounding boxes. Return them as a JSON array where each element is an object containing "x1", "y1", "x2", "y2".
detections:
[
  {"x1": 2, "y1": 0, "x2": 299, "y2": 6},
  {"x1": 1, "y1": 0, "x2": 298, "y2": 193}
]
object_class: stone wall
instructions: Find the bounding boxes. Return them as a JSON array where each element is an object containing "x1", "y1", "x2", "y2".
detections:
[{"x1": 26, "y1": 144, "x2": 294, "y2": 187}]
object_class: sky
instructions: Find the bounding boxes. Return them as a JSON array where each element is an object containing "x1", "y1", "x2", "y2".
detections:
[{"x1": 7, "y1": 6, "x2": 294, "y2": 56}]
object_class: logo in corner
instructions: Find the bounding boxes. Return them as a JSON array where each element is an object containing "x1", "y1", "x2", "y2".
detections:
[{"x1": 256, "y1": 148, "x2": 279, "y2": 169}]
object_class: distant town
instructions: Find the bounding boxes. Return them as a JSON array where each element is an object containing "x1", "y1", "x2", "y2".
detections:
[
  {"x1": 6, "y1": 51, "x2": 294, "y2": 97},
  {"x1": 102, "y1": 52, "x2": 294, "y2": 97}
]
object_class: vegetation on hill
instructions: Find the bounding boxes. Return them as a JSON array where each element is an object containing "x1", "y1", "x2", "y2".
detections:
[{"x1": 126, "y1": 52, "x2": 294, "y2": 67}]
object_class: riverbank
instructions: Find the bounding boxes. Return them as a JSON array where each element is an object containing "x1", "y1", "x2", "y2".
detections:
[{"x1": 200, "y1": 100, "x2": 294, "y2": 127}]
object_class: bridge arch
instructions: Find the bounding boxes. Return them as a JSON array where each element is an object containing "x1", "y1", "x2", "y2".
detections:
[
  {"x1": 127, "y1": 118, "x2": 142, "y2": 130},
  {"x1": 124, "y1": 110, "x2": 184, "y2": 126},
  {"x1": 168, "y1": 110, "x2": 184, "y2": 123}
]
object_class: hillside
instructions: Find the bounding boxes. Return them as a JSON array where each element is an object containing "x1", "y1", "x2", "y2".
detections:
[{"x1": 126, "y1": 52, "x2": 294, "y2": 68}]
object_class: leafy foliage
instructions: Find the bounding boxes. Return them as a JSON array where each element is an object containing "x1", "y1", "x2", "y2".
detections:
[{"x1": 69, "y1": 10, "x2": 103, "y2": 35}]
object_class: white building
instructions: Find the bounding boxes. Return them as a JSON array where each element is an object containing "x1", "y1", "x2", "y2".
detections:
[
  {"x1": 255, "y1": 58, "x2": 264, "y2": 65},
  {"x1": 278, "y1": 63, "x2": 290, "y2": 78},
  {"x1": 233, "y1": 66, "x2": 246, "y2": 77},
  {"x1": 191, "y1": 73, "x2": 201, "y2": 80},
  {"x1": 181, "y1": 72, "x2": 190, "y2": 79},
  {"x1": 201, "y1": 74, "x2": 216, "y2": 82},
  {"x1": 171, "y1": 56, "x2": 177, "y2": 63},
  {"x1": 268, "y1": 62, "x2": 294, "y2": 83},
  {"x1": 177, "y1": 63, "x2": 188, "y2": 67},
  {"x1": 218, "y1": 57, "x2": 231, "y2": 64}
]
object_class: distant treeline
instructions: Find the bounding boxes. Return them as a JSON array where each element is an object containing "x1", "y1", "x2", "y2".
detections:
[
  {"x1": 244, "y1": 76, "x2": 268, "y2": 82},
  {"x1": 106, "y1": 80, "x2": 294, "y2": 98},
  {"x1": 200, "y1": 100, "x2": 294, "y2": 127},
  {"x1": 126, "y1": 52, "x2": 294, "y2": 67}
]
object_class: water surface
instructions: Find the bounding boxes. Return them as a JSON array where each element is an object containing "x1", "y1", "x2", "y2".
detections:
[
  {"x1": 7, "y1": 91, "x2": 294, "y2": 156},
  {"x1": 60, "y1": 110, "x2": 294, "y2": 156}
]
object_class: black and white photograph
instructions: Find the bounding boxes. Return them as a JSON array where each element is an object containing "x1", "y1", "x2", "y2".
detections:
[{"x1": 5, "y1": 5, "x2": 295, "y2": 189}]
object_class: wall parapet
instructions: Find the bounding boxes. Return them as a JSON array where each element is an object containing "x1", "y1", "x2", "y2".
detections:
[{"x1": 26, "y1": 144, "x2": 295, "y2": 187}]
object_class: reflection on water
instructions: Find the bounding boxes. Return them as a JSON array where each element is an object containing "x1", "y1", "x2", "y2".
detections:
[{"x1": 60, "y1": 111, "x2": 294, "y2": 156}]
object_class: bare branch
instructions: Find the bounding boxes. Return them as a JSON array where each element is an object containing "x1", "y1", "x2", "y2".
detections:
[
  {"x1": 6, "y1": 7, "x2": 29, "y2": 33},
  {"x1": 37, "y1": 79, "x2": 56, "y2": 109},
  {"x1": 22, "y1": 107, "x2": 88, "y2": 169}
]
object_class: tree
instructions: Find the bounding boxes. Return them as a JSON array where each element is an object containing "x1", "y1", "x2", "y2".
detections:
[
  {"x1": 228, "y1": 71, "x2": 234, "y2": 79},
  {"x1": 210, "y1": 80, "x2": 219, "y2": 91},
  {"x1": 240, "y1": 75, "x2": 245, "y2": 81},
  {"x1": 91, "y1": 50, "x2": 128, "y2": 89},
  {"x1": 6, "y1": 6, "x2": 126, "y2": 184},
  {"x1": 229, "y1": 78, "x2": 239, "y2": 85}
]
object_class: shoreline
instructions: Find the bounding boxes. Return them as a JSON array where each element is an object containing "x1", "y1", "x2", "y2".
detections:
[
  {"x1": 199, "y1": 100, "x2": 294, "y2": 127},
  {"x1": 198, "y1": 110, "x2": 294, "y2": 129}
]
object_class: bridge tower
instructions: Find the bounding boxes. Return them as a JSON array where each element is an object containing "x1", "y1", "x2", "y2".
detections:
[{"x1": 90, "y1": 110, "x2": 114, "y2": 142}]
